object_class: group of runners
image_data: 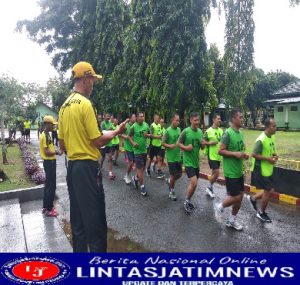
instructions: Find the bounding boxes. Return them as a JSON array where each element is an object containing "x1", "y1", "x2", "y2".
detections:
[{"x1": 98, "y1": 109, "x2": 278, "y2": 232}]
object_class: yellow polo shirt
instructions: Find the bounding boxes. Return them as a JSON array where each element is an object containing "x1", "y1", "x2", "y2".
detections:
[
  {"x1": 58, "y1": 92, "x2": 101, "y2": 161},
  {"x1": 24, "y1": 121, "x2": 31, "y2": 130},
  {"x1": 40, "y1": 131, "x2": 56, "y2": 160}
]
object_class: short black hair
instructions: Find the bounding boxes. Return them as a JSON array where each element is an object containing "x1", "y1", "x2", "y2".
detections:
[
  {"x1": 172, "y1": 113, "x2": 180, "y2": 119},
  {"x1": 264, "y1": 117, "x2": 274, "y2": 128},
  {"x1": 190, "y1": 112, "x2": 199, "y2": 120},
  {"x1": 129, "y1": 113, "x2": 136, "y2": 118},
  {"x1": 230, "y1": 108, "x2": 242, "y2": 121},
  {"x1": 212, "y1": 113, "x2": 221, "y2": 120},
  {"x1": 137, "y1": 111, "x2": 144, "y2": 116}
]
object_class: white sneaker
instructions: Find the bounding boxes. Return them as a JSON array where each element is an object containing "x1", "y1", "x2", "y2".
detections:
[
  {"x1": 205, "y1": 186, "x2": 215, "y2": 198},
  {"x1": 124, "y1": 175, "x2": 131, "y2": 184},
  {"x1": 225, "y1": 219, "x2": 243, "y2": 231},
  {"x1": 214, "y1": 202, "x2": 224, "y2": 214}
]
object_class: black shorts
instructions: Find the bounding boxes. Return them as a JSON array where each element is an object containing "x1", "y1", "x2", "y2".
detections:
[
  {"x1": 251, "y1": 166, "x2": 274, "y2": 191},
  {"x1": 160, "y1": 149, "x2": 165, "y2": 160},
  {"x1": 225, "y1": 176, "x2": 244, "y2": 197},
  {"x1": 25, "y1": 129, "x2": 30, "y2": 136},
  {"x1": 149, "y1": 145, "x2": 163, "y2": 159},
  {"x1": 110, "y1": 144, "x2": 119, "y2": 153},
  {"x1": 168, "y1": 162, "x2": 182, "y2": 176},
  {"x1": 185, "y1": 167, "x2": 199, "y2": 179},
  {"x1": 100, "y1": 147, "x2": 106, "y2": 158},
  {"x1": 126, "y1": 151, "x2": 134, "y2": 162},
  {"x1": 134, "y1": 154, "x2": 147, "y2": 170},
  {"x1": 208, "y1": 158, "x2": 221, "y2": 170}
]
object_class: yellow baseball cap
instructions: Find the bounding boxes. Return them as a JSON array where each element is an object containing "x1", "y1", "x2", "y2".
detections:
[
  {"x1": 44, "y1": 116, "x2": 57, "y2": 125},
  {"x1": 72, "y1": 61, "x2": 103, "y2": 80}
]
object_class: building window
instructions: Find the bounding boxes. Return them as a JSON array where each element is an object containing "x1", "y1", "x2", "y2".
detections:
[
  {"x1": 277, "y1": 106, "x2": 283, "y2": 112},
  {"x1": 291, "y1": 106, "x2": 298, "y2": 112}
]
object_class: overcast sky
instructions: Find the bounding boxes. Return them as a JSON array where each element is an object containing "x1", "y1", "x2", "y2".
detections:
[{"x1": 0, "y1": 0, "x2": 299, "y2": 86}]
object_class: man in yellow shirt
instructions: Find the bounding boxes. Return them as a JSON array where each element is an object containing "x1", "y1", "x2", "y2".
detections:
[
  {"x1": 58, "y1": 61, "x2": 127, "y2": 252},
  {"x1": 24, "y1": 119, "x2": 31, "y2": 143},
  {"x1": 40, "y1": 116, "x2": 62, "y2": 217}
]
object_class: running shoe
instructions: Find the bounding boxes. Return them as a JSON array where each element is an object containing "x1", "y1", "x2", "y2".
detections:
[
  {"x1": 214, "y1": 202, "x2": 224, "y2": 214},
  {"x1": 131, "y1": 176, "x2": 139, "y2": 189},
  {"x1": 124, "y1": 175, "x2": 131, "y2": 184},
  {"x1": 46, "y1": 208, "x2": 58, "y2": 217},
  {"x1": 146, "y1": 168, "x2": 151, "y2": 177},
  {"x1": 169, "y1": 191, "x2": 177, "y2": 201},
  {"x1": 247, "y1": 195, "x2": 257, "y2": 211},
  {"x1": 109, "y1": 173, "x2": 116, "y2": 180},
  {"x1": 256, "y1": 211, "x2": 272, "y2": 223},
  {"x1": 225, "y1": 219, "x2": 243, "y2": 231},
  {"x1": 184, "y1": 200, "x2": 195, "y2": 213},
  {"x1": 157, "y1": 171, "x2": 165, "y2": 179},
  {"x1": 205, "y1": 186, "x2": 215, "y2": 198},
  {"x1": 140, "y1": 186, "x2": 147, "y2": 196}
]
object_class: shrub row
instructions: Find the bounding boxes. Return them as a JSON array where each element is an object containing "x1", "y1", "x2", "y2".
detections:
[{"x1": 18, "y1": 139, "x2": 45, "y2": 185}]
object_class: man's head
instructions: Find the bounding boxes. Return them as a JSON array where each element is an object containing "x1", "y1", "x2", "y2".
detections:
[
  {"x1": 171, "y1": 114, "x2": 180, "y2": 128},
  {"x1": 154, "y1": 114, "x2": 160, "y2": 124},
  {"x1": 190, "y1": 112, "x2": 200, "y2": 129},
  {"x1": 72, "y1": 61, "x2": 102, "y2": 97},
  {"x1": 137, "y1": 112, "x2": 145, "y2": 124},
  {"x1": 105, "y1": 113, "x2": 110, "y2": 122},
  {"x1": 110, "y1": 115, "x2": 114, "y2": 122},
  {"x1": 265, "y1": 118, "x2": 277, "y2": 135},
  {"x1": 160, "y1": 118, "x2": 165, "y2": 128},
  {"x1": 43, "y1": 116, "x2": 56, "y2": 132},
  {"x1": 129, "y1": 114, "x2": 136, "y2": 124},
  {"x1": 230, "y1": 108, "x2": 243, "y2": 128},
  {"x1": 113, "y1": 118, "x2": 119, "y2": 126},
  {"x1": 97, "y1": 114, "x2": 102, "y2": 124},
  {"x1": 212, "y1": 113, "x2": 221, "y2": 128}
]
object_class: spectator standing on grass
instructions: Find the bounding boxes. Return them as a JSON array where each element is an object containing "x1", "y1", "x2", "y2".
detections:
[
  {"x1": 58, "y1": 61, "x2": 127, "y2": 252},
  {"x1": 24, "y1": 118, "x2": 31, "y2": 143}
]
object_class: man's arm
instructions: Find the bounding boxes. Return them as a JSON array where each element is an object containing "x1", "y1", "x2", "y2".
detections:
[
  {"x1": 162, "y1": 131, "x2": 176, "y2": 149},
  {"x1": 177, "y1": 130, "x2": 192, "y2": 152}
]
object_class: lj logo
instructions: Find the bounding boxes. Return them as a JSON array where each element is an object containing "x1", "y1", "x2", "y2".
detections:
[{"x1": 1, "y1": 257, "x2": 70, "y2": 284}]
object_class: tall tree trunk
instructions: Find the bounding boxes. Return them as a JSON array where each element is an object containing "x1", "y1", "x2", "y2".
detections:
[{"x1": 0, "y1": 114, "x2": 8, "y2": 164}]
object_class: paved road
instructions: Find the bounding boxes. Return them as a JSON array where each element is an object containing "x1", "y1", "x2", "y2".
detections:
[{"x1": 28, "y1": 131, "x2": 300, "y2": 252}]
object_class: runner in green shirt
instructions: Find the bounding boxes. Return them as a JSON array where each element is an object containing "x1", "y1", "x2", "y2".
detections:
[
  {"x1": 215, "y1": 108, "x2": 249, "y2": 231},
  {"x1": 162, "y1": 114, "x2": 182, "y2": 201},
  {"x1": 146, "y1": 114, "x2": 165, "y2": 178},
  {"x1": 248, "y1": 118, "x2": 278, "y2": 223},
  {"x1": 178, "y1": 112, "x2": 206, "y2": 214},
  {"x1": 128, "y1": 112, "x2": 151, "y2": 196},
  {"x1": 120, "y1": 114, "x2": 136, "y2": 184},
  {"x1": 203, "y1": 113, "x2": 223, "y2": 198},
  {"x1": 100, "y1": 114, "x2": 115, "y2": 179},
  {"x1": 111, "y1": 118, "x2": 120, "y2": 166}
]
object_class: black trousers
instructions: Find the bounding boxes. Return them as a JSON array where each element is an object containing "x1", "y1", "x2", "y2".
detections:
[
  {"x1": 52, "y1": 131, "x2": 58, "y2": 146},
  {"x1": 43, "y1": 160, "x2": 57, "y2": 210},
  {"x1": 67, "y1": 160, "x2": 107, "y2": 253}
]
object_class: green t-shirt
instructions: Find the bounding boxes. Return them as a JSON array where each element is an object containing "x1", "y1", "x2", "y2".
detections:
[
  {"x1": 162, "y1": 126, "x2": 181, "y2": 163},
  {"x1": 111, "y1": 125, "x2": 120, "y2": 145},
  {"x1": 150, "y1": 122, "x2": 163, "y2": 147},
  {"x1": 101, "y1": 120, "x2": 113, "y2": 147},
  {"x1": 204, "y1": 127, "x2": 223, "y2": 161},
  {"x1": 129, "y1": 122, "x2": 150, "y2": 155},
  {"x1": 178, "y1": 127, "x2": 203, "y2": 168},
  {"x1": 101, "y1": 120, "x2": 112, "y2": 131},
  {"x1": 124, "y1": 122, "x2": 134, "y2": 152},
  {"x1": 221, "y1": 127, "x2": 245, "y2": 178}
]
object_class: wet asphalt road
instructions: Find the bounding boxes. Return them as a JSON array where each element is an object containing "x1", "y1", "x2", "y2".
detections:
[{"x1": 28, "y1": 131, "x2": 300, "y2": 252}]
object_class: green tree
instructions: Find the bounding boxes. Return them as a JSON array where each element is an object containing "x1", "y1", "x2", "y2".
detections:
[
  {"x1": 0, "y1": 76, "x2": 24, "y2": 164},
  {"x1": 147, "y1": 0, "x2": 215, "y2": 121},
  {"x1": 223, "y1": 0, "x2": 255, "y2": 108}
]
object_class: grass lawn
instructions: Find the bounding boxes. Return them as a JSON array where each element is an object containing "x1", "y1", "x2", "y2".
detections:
[{"x1": 0, "y1": 143, "x2": 35, "y2": 192}]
